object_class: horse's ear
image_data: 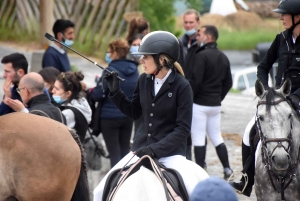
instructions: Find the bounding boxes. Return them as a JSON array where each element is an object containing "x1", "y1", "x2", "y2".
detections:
[
  {"x1": 278, "y1": 78, "x2": 292, "y2": 97},
  {"x1": 255, "y1": 79, "x2": 266, "y2": 98}
]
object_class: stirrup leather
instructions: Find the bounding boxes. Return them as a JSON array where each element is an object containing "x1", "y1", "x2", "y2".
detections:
[{"x1": 236, "y1": 173, "x2": 249, "y2": 194}]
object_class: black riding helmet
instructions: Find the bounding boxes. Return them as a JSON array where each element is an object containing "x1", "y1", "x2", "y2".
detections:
[
  {"x1": 273, "y1": 0, "x2": 300, "y2": 31},
  {"x1": 132, "y1": 31, "x2": 180, "y2": 74}
]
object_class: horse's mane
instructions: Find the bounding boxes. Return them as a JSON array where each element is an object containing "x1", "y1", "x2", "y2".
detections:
[{"x1": 265, "y1": 88, "x2": 288, "y2": 113}]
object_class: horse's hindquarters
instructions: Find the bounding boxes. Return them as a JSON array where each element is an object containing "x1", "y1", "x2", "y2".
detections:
[{"x1": 0, "y1": 113, "x2": 82, "y2": 201}]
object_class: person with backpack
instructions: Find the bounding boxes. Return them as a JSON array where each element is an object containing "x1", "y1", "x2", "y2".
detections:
[{"x1": 52, "y1": 71, "x2": 92, "y2": 143}]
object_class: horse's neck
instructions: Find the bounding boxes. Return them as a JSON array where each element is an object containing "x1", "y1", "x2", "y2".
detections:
[{"x1": 290, "y1": 116, "x2": 300, "y2": 164}]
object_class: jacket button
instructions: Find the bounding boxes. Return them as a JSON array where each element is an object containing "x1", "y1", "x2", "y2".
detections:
[
  {"x1": 152, "y1": 103, "x2": 155, "y2": 107},
  {"x1": 150, "y1": 113, "x2": 153, "y2": 117},
  {"x1": 149, "y1": 123, "x2": 152, "y2": 127},
  {"x1": 148, "y1": 133, "x2": 151, "y2": 137}
]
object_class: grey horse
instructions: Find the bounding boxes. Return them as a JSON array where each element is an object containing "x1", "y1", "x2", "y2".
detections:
[{"x1": 255, "y1": 79, "x2": 300, "y2": 201}]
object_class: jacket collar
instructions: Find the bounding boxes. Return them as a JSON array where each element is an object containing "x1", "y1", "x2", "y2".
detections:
[
  {"x1": 146, "y1": 69, "x2": 177, "y2": 99},
  {"x1": 196, "y1": 42, "x2": 218, "y2": 53},
  {"x1": 27, "y1": 94, "x2": 50, "y2": 108}
]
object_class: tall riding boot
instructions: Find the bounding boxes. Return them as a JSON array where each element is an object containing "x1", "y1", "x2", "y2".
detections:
[
  {"x1": 194, "y1": 146, "x2": 206, "y2": 168},
  {"x1": 186, "y1": 135, "x2": 192, "y2": 160},
  {"x1": 229, "y1": 142, "x2": 254, "y2": 197},
  {"x1": 215, "y1": 143, "x2": 233, "y2": 180}
]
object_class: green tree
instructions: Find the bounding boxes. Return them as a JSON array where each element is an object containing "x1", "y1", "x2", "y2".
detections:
[
  {"x1": 183, "y1": 0, "x2": 202, "y2": 10},
  {"x1": 139, "y1": 0, "x2": 179, "y2": 35}
]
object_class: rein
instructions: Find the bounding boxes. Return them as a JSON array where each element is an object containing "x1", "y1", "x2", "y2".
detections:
[{"x1": 256, "y1": 98, "x2": 300, "y2": 201}]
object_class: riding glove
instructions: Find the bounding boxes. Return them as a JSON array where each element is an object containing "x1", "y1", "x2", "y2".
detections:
[
  {"x1": 104, "y1": 71, "x2": 120, "y2": 95},
  {"x1": 135, "y1": 147, "x2": 156, "y2": 158},
  {"x1": 287, "y1": 94, "x2": 300, "y2": 114}
]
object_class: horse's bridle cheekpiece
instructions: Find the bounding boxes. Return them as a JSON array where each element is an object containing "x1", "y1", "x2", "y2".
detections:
[{"x1": 256, "y1": 98, "x2": 300, "y2": 201}]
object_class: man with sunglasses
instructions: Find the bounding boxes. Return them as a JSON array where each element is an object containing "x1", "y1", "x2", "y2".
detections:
[{"x1": 0, "y1": 53, "x2": 28, "y2": 115}]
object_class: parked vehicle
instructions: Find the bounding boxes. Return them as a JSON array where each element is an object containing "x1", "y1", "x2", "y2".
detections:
[{"x1": 231, "y1": 66, "x2": 273, "y2": 96}]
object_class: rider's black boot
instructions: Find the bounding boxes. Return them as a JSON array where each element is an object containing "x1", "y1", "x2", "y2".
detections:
[
  {"x1": 194, "y1": 146, "x2": 206, "y2": 169},
  {"x1": 229, "y1": 142, "x2": 254, "y2": 197},
  {"x1": 216, "y1": 143, "x2": 233, "y2": 180}
]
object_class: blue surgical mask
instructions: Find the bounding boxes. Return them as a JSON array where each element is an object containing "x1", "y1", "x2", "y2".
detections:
[
  {"x1": 130, "y1": 46, "x2": 141, "y2": 58},
  {"x1": 105, "y1": 53, "x2": 112, "y2": 64},
  {"x1": 64, "y1": 39, "x2": 74, "y2": 47},
  {"x1": 52, "y1": 95, "x2": 66, "y2": 104},
  {"x1": 184, "y1": 28, "x2": 197, "y2": 36}
]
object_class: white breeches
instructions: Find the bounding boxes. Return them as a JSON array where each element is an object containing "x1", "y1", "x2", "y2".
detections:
[
  {"x1": 93, "y1": 152, "x2": 209, "y2": 201},
  {"x1": 191, "y1": 104, "x2": 223, "y2": 147},
  {"x1": 242, "y1": 115, "x2": 256, "y2": 146}
]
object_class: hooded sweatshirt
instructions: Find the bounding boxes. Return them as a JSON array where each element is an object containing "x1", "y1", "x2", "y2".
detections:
[
  {"x1": 91, "y1": 59, "x2": 139, "y2": 119},
  {"x1": 62, "y1": 97, "x2": 92, "y2": 128}
]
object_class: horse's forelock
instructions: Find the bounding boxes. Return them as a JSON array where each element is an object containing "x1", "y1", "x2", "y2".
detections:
[{"x1": 265, "y1": 88, "x2": 287, "y2": 113}]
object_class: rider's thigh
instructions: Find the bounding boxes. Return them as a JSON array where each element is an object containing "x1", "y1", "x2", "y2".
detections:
[
  {"x1": 160, "y1": 155, "x2": 209, "y2": 195},
  {"x1": 243, "y1": 115, "x2": 256, "y2": 146},
  {"x1": 93, "y1": 152, "x2": 139, "y2": 201},
  {"x1": 191, "y1": 104, "x2": 208, "y2": 146}
]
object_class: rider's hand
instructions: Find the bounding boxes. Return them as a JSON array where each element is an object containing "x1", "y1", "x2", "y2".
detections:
[
  {"x1": 3, "y1": 78, "x2": 12, "y2": 99},
  {"x1": 134, "y1": 147, "x2": 156, "y2": 158},
  {"x1": 104, "y1": 71, "x2": 120, "y2": 95}
]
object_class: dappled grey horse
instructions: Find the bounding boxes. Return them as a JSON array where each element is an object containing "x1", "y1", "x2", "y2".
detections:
[{"x1": 255, "y1": 79, "x2": 300, "y2": 201}]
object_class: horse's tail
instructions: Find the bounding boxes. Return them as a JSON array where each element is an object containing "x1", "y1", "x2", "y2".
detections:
[{"x1": 69, "y1": 128, "x2": 90, "y2": 201}]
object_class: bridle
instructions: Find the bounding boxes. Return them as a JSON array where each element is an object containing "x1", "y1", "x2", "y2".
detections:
[{"x1": 256, "y1": 98, "x2": 300, "y2": 201}]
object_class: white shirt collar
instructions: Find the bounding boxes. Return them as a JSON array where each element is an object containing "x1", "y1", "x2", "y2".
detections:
[
  {"x1": 50, "y1": 42, "x2": 65, "y2": 54},
  {"x1": 154, "y1": 69, "x2": 172, "y2": 84}
]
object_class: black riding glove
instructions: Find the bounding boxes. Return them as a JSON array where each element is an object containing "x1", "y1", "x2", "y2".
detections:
[
  {"x1": 287, "y1": 94, "x2": 300, "y2": 114},
  {"x1": 135, "y1": 147, "x2": 156, "y2": 158},
  {"x1": 104, "y1": 71, "x2": 120, "y2": 95}
]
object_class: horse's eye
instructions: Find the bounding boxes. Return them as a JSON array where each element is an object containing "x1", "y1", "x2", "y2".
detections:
[
  {"x1": 259, "y1": 116, "x2": 264, "y2": 121},
  {"x1": 288, "y1": 114, "x2": 292, "y2": 119}
]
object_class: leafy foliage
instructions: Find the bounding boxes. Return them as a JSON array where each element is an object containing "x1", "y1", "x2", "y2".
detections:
[
  {"x1": 139, "y1": 0, "x2": 179, "y2": 35},
  {"x1": 183, "y1": 0, "x2": 202, "y2": 10}
]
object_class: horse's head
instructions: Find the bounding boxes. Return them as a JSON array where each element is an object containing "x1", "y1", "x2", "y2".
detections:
[{"x1": 255, "y1": 79, "x2": 299, "y2": 172}]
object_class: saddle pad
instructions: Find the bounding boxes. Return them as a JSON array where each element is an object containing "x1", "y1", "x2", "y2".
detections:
[{"x1": 113, "y1": 166, "x2": 167, "y2": 201}]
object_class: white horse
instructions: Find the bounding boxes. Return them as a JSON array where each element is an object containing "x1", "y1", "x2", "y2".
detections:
[{"x1": 95, "y1": 153, "x2": 209, "y2": 201}]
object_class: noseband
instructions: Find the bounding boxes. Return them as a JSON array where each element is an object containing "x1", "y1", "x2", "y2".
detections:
[{"x1": 256, "y1": 98, "x2": 300, "y2": 201}]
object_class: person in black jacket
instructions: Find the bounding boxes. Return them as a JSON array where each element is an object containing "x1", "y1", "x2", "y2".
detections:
[
  {"x1": 93, "y1": 31, "x2": 209, "y2": 201},
  {"x1": 91, "y1": 38, "x2": 139, "y2": 167},
  {"x1": 187, "y1": 25, "x2": 233, "y2": 180},
  {"x1": 229, "y1": 0, "x2": 300, "y2": 197},
  {"x1": 5, "y1": 72, "x2": 64, "y2": 124}
]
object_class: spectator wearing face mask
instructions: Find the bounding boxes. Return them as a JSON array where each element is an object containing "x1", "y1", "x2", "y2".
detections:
[
  {"x1": 42, "y1": 19, "x2": 75, "y2": 72},
  {"x1": 91, "y1": 39, "x2": 139, "y2": 167},
  {"x1": 127, "y1": 34, "x2": 144, "y2": 74}
]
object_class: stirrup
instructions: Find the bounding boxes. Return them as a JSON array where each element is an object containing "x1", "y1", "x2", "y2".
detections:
[
  {"x1": 227, "y1": 171, "x2": 234, "y2": 182},
  {"x1": 236, "y1": 173, "x2": 249, "y2": 194}
]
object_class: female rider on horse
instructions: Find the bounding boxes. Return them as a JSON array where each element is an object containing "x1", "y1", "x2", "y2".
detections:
[
  {"x1": 93, "y1": 31, "x2": 208, "y2": 201},
  {"x1": 230, "y1": 0, "x2": 300, "y2": 197}
]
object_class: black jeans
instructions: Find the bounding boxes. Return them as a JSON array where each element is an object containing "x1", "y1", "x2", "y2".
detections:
[{"x1": 101, "y1": 118, "x2": 133, "y2": 167}]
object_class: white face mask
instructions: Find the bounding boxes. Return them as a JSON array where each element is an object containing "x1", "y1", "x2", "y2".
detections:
[{"x1": 199, "y1": 36, "x2": 207, "y2": 47}]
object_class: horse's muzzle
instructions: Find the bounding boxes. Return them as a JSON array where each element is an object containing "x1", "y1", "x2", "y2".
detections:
[{"x1": 271, "y1": 149, "x2": 290, "y2": 171}]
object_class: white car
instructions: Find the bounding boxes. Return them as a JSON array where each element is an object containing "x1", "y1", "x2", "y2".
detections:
[{"x1": 231, "y1": 66, "x2": 273, "y2": 96}]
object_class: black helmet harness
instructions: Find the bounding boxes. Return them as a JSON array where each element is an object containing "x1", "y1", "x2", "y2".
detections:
[{"x1": 152, "y1": 54, "x2": 175, "y2": 76}]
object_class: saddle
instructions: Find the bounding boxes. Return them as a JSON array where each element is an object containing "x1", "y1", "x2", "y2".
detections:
[{"x1": 102, "y1": 155, "x2": 189, "y2": 201}]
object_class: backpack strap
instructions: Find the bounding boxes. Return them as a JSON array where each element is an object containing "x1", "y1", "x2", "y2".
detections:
[
  {"x1": 62, "y1": 106, "x2": 88, "y2": 143},
  {"x1": 30, "y1": 110, "x2": 51, "y2": 118}
]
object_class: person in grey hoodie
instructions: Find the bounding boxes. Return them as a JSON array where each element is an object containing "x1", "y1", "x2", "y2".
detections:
[
  {"x1": 52, "y1": 71, "x2": 92, "y2": 143},
  {"x1": 91, "y1": 38, "x2": 139, "y2": 167}
]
